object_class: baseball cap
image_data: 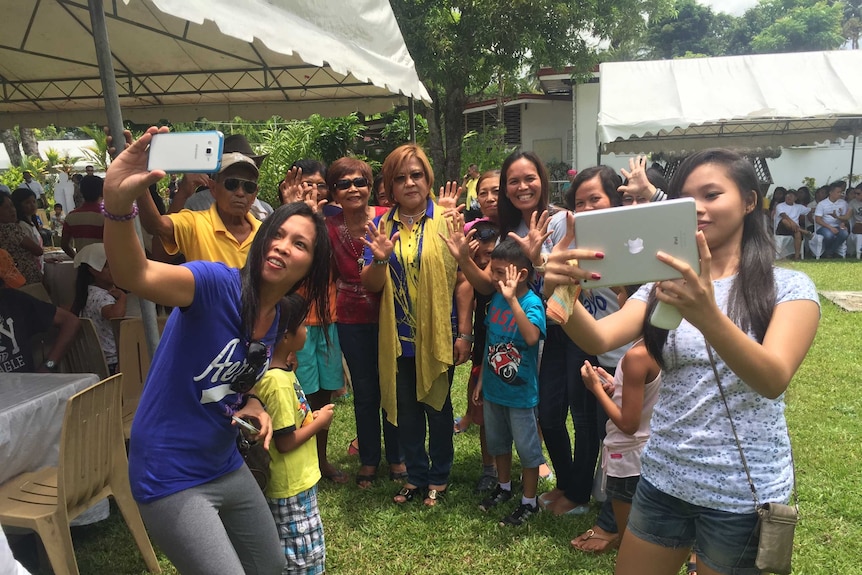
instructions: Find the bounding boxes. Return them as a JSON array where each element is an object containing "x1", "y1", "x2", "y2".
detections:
[
  {"x1": 219, "y1": 152, "x2": 259, "y2": 177},
  {"x1": 73, "y1": 243, "x2": 108, "y2": 271}
]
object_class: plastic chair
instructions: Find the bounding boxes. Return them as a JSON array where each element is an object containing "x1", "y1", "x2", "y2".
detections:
[
  {"x1": 61, "y1": 318, "x2": 110, "y2": 380},
  {"x1": 0, "y1": 374, "x2": 161, "y2": 575},
  {"x1": 116, "y1": 316, "x2": 168, "y2": 439},
  {"x1": 848, "y1": 233, "x2": 862, "y2": 259}
]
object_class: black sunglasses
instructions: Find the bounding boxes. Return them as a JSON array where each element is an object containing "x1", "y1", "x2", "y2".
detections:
[
  {"x1": 473, "y1": 226, "x2": 499, "y2": 242},
  {"x1": 230, "y1": 341, "x2": 270, "y2": 394},
  {"x1": 393, "y1": 171, "x2": 425, "y2": 185},
  {"x1": 223, "y1": 178, "x2": 259, "y2": 194},
  {"x1": 334, "y1": 177, "x2": 369, "y2": 191}
]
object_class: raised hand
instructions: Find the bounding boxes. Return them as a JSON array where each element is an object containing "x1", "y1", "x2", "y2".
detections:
[
  {"x1": 437, "y1": 181, "x2": 464, "y2": 213},
  {"x1": 103, "y1": 126, "x2": 169, "y2": 212},
  {"x1": 508, "y1": 210, "x2": 551, "y2": 265},
  {"x1": 543, "y1": 212, "x2": 603, "y2": 293},
  {"x1": 440, "y1": 211, "x2": 471, "y2": 264},
  {"x1": 499, "y1": 264, "x2": 519, "y2": 301},
  {"x1": 361, "y1": 220, "x2": 397, "y2": 261},
  {"x1": 279, "y1": 166, "x2": 305, "y2": 205},
  {"x1": 654, "y1": 230, "x2": 717, "y2": 329},
  {"x1": 618, "y1": 154, "x2": 654, "y2": 201}
]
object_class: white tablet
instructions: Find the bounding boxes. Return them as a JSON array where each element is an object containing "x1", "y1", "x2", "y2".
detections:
[{"x1": 574, "y1": 197, "x2": 699, "y2": 289}]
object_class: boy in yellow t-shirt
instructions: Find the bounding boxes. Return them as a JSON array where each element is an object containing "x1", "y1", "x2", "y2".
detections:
[{"x1": 257, "y1": 296, "x2": 335, "y2": 575}]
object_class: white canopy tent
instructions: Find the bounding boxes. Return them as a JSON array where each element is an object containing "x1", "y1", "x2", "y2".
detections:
[
  {"x1": 0, "y1": 0, "x2": 431, "y2": 128},
  {"x1": 598, "y1": 51, "x2": 862, "y2": 156}
]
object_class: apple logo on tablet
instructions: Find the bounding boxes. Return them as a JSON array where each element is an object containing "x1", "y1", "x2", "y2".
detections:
[{"x1": 626, "y1": 238, "x2": 644, "y2": 254}]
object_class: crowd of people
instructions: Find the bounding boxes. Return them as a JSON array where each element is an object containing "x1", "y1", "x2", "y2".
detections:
[{"x1": 1, "y1": 130, "x2": 830, "y2": 575}]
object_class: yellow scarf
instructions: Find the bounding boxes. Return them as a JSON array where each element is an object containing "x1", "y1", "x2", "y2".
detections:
[{"x1": 378, "y1": 203, "x2": 457, "y2": 425}]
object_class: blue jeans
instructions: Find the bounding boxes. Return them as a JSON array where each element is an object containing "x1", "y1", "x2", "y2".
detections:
[
  {"x1": 537, "y1": 325, "x2": 600, "y2": 504},
  {"x1": 395, "y1": 356, "x2": 454, "y2": 487},
  {"x1": 336, "y1": 323, "x2": 401, "y2": 468},
  {"x1": 816, "y1": 226, "x2": 849, "y2": 255}
]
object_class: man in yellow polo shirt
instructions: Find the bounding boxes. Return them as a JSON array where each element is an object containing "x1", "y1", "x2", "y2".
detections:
[{"x1": 138, "y1": 153, "x2": 261, "y2": 268}]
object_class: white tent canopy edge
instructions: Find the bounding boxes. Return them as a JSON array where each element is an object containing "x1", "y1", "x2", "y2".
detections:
[{"x1": 598, "y1": 50, "x2": 862, "y2": 156}]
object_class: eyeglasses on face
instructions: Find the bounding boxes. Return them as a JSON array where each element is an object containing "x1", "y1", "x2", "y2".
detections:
[
  {"x1": 302, "y1": 181, "x2": 328, "y2": 192},
  {"x1": 334, "y1": 177, "x2": 369, "y2": 191},
  {"x1": 621, "y1": 195, "x2": 649, "y2": 206},
  {"x1": 223, "y1": 178, "x2": 259, "y2": 194},
  {"x1": 230, "y1": 340, "x2": 270, "y2": 394},
  {"x1": 393, "y1": 171, "x2": 425, "y2": 185}
]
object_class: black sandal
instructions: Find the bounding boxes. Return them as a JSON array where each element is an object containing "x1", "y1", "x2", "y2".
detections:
[
  {"x1": 393, "y1": 486, "x2": 421, "y2": 504},
  {"x1": 355, "y1": 473, "x2": 376, "y2": 488},
  {"x1": 423, "y1": 488, "x2": 446, "y2": 507}
]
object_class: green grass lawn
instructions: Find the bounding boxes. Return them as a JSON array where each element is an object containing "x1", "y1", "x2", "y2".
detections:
[{"x1": 12, "y1": 260, "x2": 862, "y2": 574}]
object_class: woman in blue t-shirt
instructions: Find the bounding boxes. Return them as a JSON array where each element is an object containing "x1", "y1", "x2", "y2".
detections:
[{"x1": 103, "y1": 126, "x2": 331, "y2": 575}]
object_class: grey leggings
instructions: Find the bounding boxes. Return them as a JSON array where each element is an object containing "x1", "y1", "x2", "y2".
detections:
[{"x1": 138, "y1": 466, "x2": 285, "y2": 575}]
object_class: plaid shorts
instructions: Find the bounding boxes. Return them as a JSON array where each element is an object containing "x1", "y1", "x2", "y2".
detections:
[{"x1": 267, "y1": 486, "x2": 325, "y2": 575}]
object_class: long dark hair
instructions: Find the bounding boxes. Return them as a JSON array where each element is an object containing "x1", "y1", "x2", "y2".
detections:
[
  {"x1": 10, "y1": 188, "x2": 38, "y2": 228},
  {"x1": 239, "y1": 202, "x2": 331, "y2": 340},
  {"x1": 643, "y1": 149, "x2": 775, "y2": 368},
  {"x1": 71, "y1": 265, "x2": 95, "y2": 316},
  {"x1": 497, "y1": 151, "x2": 550, "y2": 239}
]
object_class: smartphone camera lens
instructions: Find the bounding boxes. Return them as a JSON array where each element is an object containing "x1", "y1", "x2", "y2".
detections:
[{"x1": 205, "y1": 147, "x2": 212, "y2": 154}]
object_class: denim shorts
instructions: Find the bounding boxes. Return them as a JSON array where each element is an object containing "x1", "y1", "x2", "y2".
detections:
[
  {"x1": 627, "y1": 478, "x2": 760, "y2": 575},
  {"x1": 606, "y1": 475, "x2": 639, "y2": 504},
  {"x1": 483, "y1": 401, "x2": 545, "y2": 469}
]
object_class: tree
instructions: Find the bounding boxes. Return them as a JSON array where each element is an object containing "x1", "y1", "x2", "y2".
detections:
[
  {"x1": 389, "y1": 0, "x2": 674, "y2": 183},
  {"x1": 750, "y1": 1, "x2": 845, "y2": 53},
  {"x1": 646, "y1": 0, "x2": 727, "y2": 58}
]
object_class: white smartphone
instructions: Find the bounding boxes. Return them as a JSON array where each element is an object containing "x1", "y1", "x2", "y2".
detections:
[
  {"x1": 147, "y1": 131, "x2": 224, "y2": 173},
  {"x1": 232, "y1": 415, "x2": 260, "y2": 435}
]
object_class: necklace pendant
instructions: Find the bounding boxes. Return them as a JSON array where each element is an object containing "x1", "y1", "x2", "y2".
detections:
[{"x1": 357, "y1": 257, "x2": 364, "y2": 272}]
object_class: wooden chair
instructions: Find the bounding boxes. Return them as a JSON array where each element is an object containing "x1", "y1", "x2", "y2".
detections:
[
  {"x1": 61, "y1": 317, "x2": 110, "y2": 380},
  {"x1": 0, "y1": 374, "x2": 161, "y2": 575}
]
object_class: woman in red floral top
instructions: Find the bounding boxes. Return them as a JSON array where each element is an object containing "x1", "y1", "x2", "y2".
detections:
[{"x1": 325, "y1": 158, "x2": 406, "y2": 487}]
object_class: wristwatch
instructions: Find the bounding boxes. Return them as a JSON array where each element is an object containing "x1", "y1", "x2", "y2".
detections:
[{"x1": 43, "y1": 359, "x2": 58, "y2": 372}]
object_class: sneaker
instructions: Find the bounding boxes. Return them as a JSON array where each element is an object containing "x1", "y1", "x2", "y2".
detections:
[
  {"x1": 475, "y1": 471, "x2": 498, "y2": 493},
  {"x1": 479, "y1": 485, "x2": 513, "y2": 512},
  {"x1": 499, "y1": 502, "x2": 539, "y2": 527}
]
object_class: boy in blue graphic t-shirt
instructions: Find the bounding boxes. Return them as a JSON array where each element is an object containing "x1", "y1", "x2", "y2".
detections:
[{"x1": 475, "y1": 239, "x2": 547, "y2": 526}]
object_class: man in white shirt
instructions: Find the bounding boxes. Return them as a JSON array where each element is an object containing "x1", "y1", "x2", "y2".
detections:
[
  {"x1": 17, "y1": 171, "x2": 45, "y2": 208},
  {"x1": 773, "y1": 189, "x2": 811, "y2": 260},
  {"x1": 814, "y1": 182, "x2": 850, "y2": 257}
]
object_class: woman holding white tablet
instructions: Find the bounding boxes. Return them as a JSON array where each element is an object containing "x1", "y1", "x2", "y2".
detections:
[{"x1": 542, "y1": 149, "x2": 819, "y2": 575}]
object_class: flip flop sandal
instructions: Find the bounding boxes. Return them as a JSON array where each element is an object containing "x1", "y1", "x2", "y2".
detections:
[
  {"x1": 570, "y1": 529, "x2": 620, "y2": 553},
  {"x1": 687, "y1": 561, "x2": 697, "y2": 575},
  {"x1": 347, "y1": 438, "x2": 360, "y2": 456},
  {"x1": 389, "y1": 469, "x2": 409, "y2": 482},
  {"x1": 322, "y1": 468, "x2": 350, "y2": 484},
  {"x1": 393, "y1": 486, "x2": 421, "y2": 504},
  {"x1": 453, "y1": 417, "x2": 467, "y2": 434},
  {"x1": 423, "y1": 488, "x2": 446, "y2": 507},
  {"x1": 355, "y1": 473, "x2": 376, "y2": 489}
]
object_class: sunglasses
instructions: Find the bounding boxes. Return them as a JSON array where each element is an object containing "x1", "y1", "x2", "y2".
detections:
[
  {"x1": 473, "y1": 226, "x2": 499, "y2": 241},
  {"x1": 223, "y1": 178, "x2": 259, "y2": 194},
  {"x1": 230, "y1": 341, "x2": 270, "y2": 394},
  {"x1": 393, "y1": 171, "x2": 425, "y2": 185},
  {"x1": 334, "y1": 177, "x2": 369, "y2": 191}
]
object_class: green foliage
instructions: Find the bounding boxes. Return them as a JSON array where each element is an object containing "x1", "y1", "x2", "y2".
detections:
[
  {"x1": 460, "y1": 126, "x2": 515, "y2": 178},
  {"x1": 0, "y1": 166, "x2": 23, "y2": 190},
  {"x1": 380, "y1": 110, "x2": 429, "y2": 151},
  {"x1": 79, "y1": 125, "x2": 110, "y2": 171},
  {"x1": 750, "y1": 0, "x2": 845, "y2": 53}
]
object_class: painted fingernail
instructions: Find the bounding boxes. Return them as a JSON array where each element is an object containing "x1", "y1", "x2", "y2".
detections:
[
  {"x1": 595, "y1": 252, "x2": 605, "y2": 259},
  {"x1": 591, "y1": 273, "x2": 601, "y2": 280}
]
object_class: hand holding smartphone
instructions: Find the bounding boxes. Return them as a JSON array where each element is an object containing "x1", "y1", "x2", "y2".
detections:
[
  {"x1": 147, "y1": 131, "x2": 224, "y2": 173},
  {"x1": 232, "y1": 415, "x2": 260, "y2": 435}
]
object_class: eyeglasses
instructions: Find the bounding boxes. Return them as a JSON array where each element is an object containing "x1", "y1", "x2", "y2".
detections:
[
  {"x1": 473, "y1": 226, "x2": 499, "y2": 241},
  {"x1": 302, "y1": 181, "x2": 328, "y2": 192},
  {"x1": 621, "y1": 195, "x2": 649, "y2": 206},
  {"x1": 223, "y1": 178, "x2": 259, "y2": 194},
  {"x1": 393, "y1": 171, "x2": 425, "y2": 185},
  {"x1": 230, "y1": 341, "x2": 270, "y2": 394},
  {"x1": 334, "y1": 177, "x2": 369, "y2": 191}
]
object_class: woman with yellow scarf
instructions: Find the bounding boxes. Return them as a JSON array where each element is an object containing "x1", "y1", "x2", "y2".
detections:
[{"x1": 361, "y1": 144, "x2": 468, "y2": 507}]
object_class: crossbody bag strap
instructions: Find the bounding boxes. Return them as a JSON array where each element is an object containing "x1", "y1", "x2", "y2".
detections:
[{"x1": 705, "y1": 341, "x2": 798, "y2": 511}]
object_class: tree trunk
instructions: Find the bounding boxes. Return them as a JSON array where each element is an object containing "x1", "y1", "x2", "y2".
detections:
[
  {"x1": 20, "y1": 127, "x2": 39, "y2": 157},
  {"x1": 422, "y1": 93, "x2": 446, "y2": 188},
  {"x1": 443, "y1": 82, "x2": 467, "y2": 183},
  {"x1": 1, "y1": 129, "x2": 22, "y2": 167}
]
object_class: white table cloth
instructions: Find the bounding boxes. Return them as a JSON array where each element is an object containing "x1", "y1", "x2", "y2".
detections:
[{"x1": 0, "y1": 373, "x2": 109, "y2": 524}]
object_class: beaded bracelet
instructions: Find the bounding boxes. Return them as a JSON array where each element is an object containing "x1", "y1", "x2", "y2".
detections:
[{"x1": 100, "y1": 200, "x2": 139, "y2": 221}]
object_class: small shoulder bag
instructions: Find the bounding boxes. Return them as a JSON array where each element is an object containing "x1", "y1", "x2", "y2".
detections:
[{"x1": 706, "y1": 342, "x2": 798, "y2": 575}]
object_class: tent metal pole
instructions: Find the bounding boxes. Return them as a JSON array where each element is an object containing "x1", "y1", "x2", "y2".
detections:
[
  {"x1": 89, "y1": 0, "x2": 161, "y2": 358},
  {"x1": 408, "y1": 97, "x2": 416, "y2": 142},
  {"x1": 849, "y1": 133, "x2": 857, "y2": 189}
]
